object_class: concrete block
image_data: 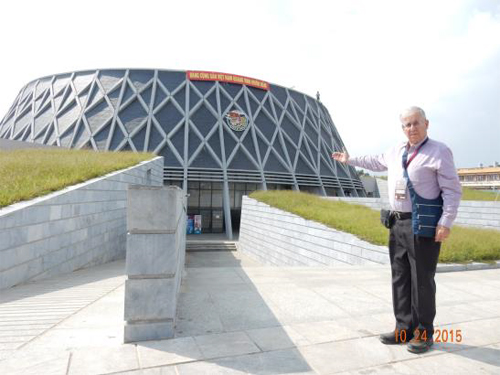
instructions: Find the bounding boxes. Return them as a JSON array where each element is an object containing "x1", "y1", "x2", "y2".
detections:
[
  {"x1": 0, "y1": 212, "x2": 19, "y2": 230},
  {"x1": 127, "y1": 186, "x2": 184, "y2": 233},
  {"x1": 436, "y1": 263, "x2": 466, "y2": 273},
  {"x1": 124, "y1": 321, "x2": 175, "y2": 343},
  {"x1": 23, "y1": 205, "x2": 50, "y2": 226},
  {"x1": 0, "y1": 257, "x2": 43, "y2": 289},
  {"x1": 124, "y1": 278, "x2": 177, "y2": 321},
  {"x1": 126, "y1": 233, "x2": 179, "y2": 277},
  {"x1": 0, "y1": 226, "x2": 27, "y2": 252},
  {"x1": 27, "y1": 222, "x2": 49, "y2": 243},
  {"x1": 465, "y1": 262, "x2": 498, "y2": 271}
]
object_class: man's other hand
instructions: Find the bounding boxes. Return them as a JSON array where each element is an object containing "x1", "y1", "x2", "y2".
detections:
[
  {"x1": 435, "y1": 225, "x2": 450, "y2": 242},
  {"x1": 332, "y1": 152, "x2": 349, "y2": 163}
]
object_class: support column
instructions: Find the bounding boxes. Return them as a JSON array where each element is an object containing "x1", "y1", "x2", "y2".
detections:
[
  {"x1": 223, "y1": 180, "x2": 233, "y2": 239},
  {"x1": 215, "y1": 81, "x2": 233, "y2": 239}
]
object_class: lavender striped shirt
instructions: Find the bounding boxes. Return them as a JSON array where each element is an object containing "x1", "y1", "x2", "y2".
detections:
[{"x1": 348, "y1": 137, "x2": 462, "y2": 228}]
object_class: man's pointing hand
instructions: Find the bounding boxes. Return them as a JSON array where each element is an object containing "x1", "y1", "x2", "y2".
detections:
[{"x1": 332, "y1": 151, "x2": 349, "y2": 163}]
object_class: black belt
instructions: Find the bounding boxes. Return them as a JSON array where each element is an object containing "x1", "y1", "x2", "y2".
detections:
[{"x1": 393, "y1": 211, "x2": 412, "y2": 220}]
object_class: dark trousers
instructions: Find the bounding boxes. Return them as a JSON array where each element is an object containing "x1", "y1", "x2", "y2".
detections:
[{"x1": 389, "y1": 217, "x2": 441, "y2": 337}]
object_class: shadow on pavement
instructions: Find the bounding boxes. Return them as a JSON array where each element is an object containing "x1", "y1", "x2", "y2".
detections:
[{"x1": 0, "y1": 259, "x2": 126, "y2": 304}]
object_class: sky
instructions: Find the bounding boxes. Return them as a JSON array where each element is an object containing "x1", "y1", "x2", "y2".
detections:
[{"x1": 0, "y1": 0, "x2": 498, "y2": 169}]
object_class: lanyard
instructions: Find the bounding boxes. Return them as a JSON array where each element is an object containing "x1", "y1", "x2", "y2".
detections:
[{"x1": 402, "y1": 137, "x2": 428, "y2": 169}]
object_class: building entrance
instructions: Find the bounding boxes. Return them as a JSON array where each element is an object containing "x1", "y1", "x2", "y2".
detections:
[{"x1": 187, "y1": 181, "x2": 259, "y2": 234}]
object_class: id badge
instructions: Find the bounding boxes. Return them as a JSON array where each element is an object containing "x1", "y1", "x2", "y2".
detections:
[{"x1": 395, "y1": 178, "x2": 407, "y2": 200}]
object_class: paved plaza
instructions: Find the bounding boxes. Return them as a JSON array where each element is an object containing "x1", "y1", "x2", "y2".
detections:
[{"x1": 0, "y1": 251, "x2": 499, "y2": 374}]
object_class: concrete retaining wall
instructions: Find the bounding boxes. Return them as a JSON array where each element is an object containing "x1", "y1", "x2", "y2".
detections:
[
  {"x1": 0, "y1": 157, "x2": 164, "y2": 290},
  {"x1": 238, "y1": 196, "x2": 389, "y2": 266},
  {"x1": 124, "y1": 186, "x2": 186, "y2": 342},
  {"x1": 454, "y1": 201, "x2": 500, "y2": 230},
  {"x1": 325, "y1": 197, "x2": 500, "y2": 231}
]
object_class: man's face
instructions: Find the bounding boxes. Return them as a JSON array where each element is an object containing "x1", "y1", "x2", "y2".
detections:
[{"x1": 401, "y1": 111, "x2": 429, "y2": 145}]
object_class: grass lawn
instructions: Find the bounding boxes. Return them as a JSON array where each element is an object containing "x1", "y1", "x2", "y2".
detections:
[
  {"x1": 0, "y1": 149, "x2": 155, "y2": 208},
  {"x1": 462, "y1": 187, "x2": 499, "y2": 201},
  {"x1": 250, "y1": 190, "x2": 500, "y2": 263}
]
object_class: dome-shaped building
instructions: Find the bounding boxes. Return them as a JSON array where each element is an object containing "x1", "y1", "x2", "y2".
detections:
[{"x1": 0, "y1": 69, "x2": 366, "y2": 238}]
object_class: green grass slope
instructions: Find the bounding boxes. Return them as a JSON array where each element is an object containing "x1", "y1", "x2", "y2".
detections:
[{"x1": 0, "y1": 149, "x2": 154, "y2": 208}]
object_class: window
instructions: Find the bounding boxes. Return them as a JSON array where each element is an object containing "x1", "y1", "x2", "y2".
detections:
[
  {"x1": 211, "y1": 190, "x2": 223, "y2": 207},
  {"x1": 188, "y1": 189, "x2": 200, "y2": 207},
  {"x1": 200, "y1": 190, "x2": 211, "y2": 207}
]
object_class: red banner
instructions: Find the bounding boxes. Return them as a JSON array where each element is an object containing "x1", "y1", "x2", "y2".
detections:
[{"x1": 187, "y1": 70, "x2": 269, "y2": 91}]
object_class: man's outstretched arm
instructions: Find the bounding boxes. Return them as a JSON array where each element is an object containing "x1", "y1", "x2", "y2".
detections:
[{"x1": 332, "y1": 151, "x2": 388, "y2": 172}]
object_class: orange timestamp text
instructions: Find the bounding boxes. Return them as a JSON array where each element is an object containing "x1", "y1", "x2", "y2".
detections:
[{"x1": 395, "y1": 329, "x2": 463, "y2": 343}]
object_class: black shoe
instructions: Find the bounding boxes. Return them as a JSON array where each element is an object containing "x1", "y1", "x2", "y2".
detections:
[
  {"x1": 407, "y1": 337, "x2": 434, "y2": 354},
  {"x1": 379, "y1": 330, "x2": 412, "y2": 345}
]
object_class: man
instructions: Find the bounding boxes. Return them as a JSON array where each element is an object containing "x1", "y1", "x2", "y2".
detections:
[{"x1": 332, "y1": 106, "x2": 462, "y2": 354}]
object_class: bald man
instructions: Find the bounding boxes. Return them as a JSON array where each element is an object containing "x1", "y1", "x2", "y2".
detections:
[{"x1": 332, "y1": 107, "x2": 462, "y2": 354}]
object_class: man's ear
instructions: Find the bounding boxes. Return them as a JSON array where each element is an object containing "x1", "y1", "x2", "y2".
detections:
[{"x1": 425, "y1": 120, "x2": 429, "y2": 129}]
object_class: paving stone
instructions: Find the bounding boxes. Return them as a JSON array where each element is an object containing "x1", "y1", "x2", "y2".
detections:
[
  {"x1": 257, "y1": 287, "x2": 349, "y2": 324},
  {"x1": 385, "y1": 343, "x2": 500, "y2": 374},
  {"x1": 245, "y1": 325, "x2": 310, "y2": 351},
  {"x1": 133, "y1": 367, "x2": 178, "y2": 375},
  {"x1": 136, "y1": 336, "x2": 203, "y2": 368},
  {"x1": 193, "y1": 331, "x2": 261, "y2": 359},
  {"x1": 175, "y1": 291, "x2": 225, "y2": 337},
  {"x1": 290, "y1": 319, "x2": 362, "y2": 345},
  {"x1": 209, "y1": 290, "x2": 285, "y2": 331},
  {"x1": 68, "y1": 345, "x2": 139, "y2": 375},
  {"x1": 0, "y1": 342, "x2": 23, "y2": 350},
  {"x1": 0, "y1": 352, "x2": 70, "y2": 375},
  {"x1": 298, "y1": 336, "x2": 438, "y2": 374},
  {"x1": 312, "y1": 285, "x2": 392, "y2": 316},
  {"x1": 175, "y1": 348, "x2": 315, "y2": 375}
]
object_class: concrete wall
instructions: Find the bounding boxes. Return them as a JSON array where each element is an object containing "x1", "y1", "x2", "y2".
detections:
[
  {"x1": 454, "y1": 201, "x2": 500, "y2": 230},
  {"x1": 325, "y1": 197, "x2": 500, "y2": 231},
  {"x1": 0, "y1": 157, "x2": 164, "y2": 290},
  {"x1": 124, "y1": 186, "x2": 187, "y2": 342},
  {"x1": 238, "y1": 196, "x2": 389, "y2": 266}
]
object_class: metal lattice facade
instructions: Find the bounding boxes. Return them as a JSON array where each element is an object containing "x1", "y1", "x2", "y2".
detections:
[{"x1": 0, "y1": 69, "x2": 366, "y2": 237}]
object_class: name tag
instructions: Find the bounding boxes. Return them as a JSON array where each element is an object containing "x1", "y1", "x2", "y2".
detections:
[{"x1": 395, "y1": 178, "x2": 408, "y2": 200}]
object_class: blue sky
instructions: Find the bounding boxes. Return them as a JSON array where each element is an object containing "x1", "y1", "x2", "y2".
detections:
[{"x1": 0, "y1": 0, "x2": 498, "y2": 168}]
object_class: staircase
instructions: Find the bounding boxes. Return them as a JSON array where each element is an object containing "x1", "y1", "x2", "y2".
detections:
[{"x1": 186, "y1": 241, "x2": 238, "y2": 252}]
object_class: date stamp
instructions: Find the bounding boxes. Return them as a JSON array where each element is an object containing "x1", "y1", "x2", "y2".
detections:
[{"x1": 395, "y1": 329, "x2": 463, "y2": 343}]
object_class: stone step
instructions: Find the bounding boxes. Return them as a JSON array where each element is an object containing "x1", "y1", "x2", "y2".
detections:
[{"x1": 186, "y1": 241, "x2": 238, "y2": 252}]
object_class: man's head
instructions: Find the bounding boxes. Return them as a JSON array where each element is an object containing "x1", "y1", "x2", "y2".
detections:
[{"x1": 400, "y1": 106, "x2": 429, "y2": 146}]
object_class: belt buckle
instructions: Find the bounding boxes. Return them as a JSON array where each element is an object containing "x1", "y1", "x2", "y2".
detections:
[{"x1": 394, "y1": 211, "x2": 401, "y2": 220}]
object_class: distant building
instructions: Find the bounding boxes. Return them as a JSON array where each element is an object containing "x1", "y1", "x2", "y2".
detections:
[{"x1": 457, "y1": 166, "x2": 500, "y2": 190}]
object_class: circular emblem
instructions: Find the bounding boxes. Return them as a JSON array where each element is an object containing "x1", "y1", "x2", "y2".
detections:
[{"x1": 225, "y1": 110, "x2": 248, "y2": 132}]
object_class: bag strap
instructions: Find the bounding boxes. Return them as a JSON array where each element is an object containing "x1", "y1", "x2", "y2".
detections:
[{"x1": 402, "y1": 149, "x2": 415, "y2": 193}]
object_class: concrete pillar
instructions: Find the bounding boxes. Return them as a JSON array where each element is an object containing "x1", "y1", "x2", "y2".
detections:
[{"x1": 124, "y1": 185, "x2": 186, "y2": 343}]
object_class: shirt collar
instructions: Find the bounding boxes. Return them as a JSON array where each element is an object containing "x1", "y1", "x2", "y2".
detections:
[{"x1": 406, "y1": 136, "x2": 429, "y2": 151}]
